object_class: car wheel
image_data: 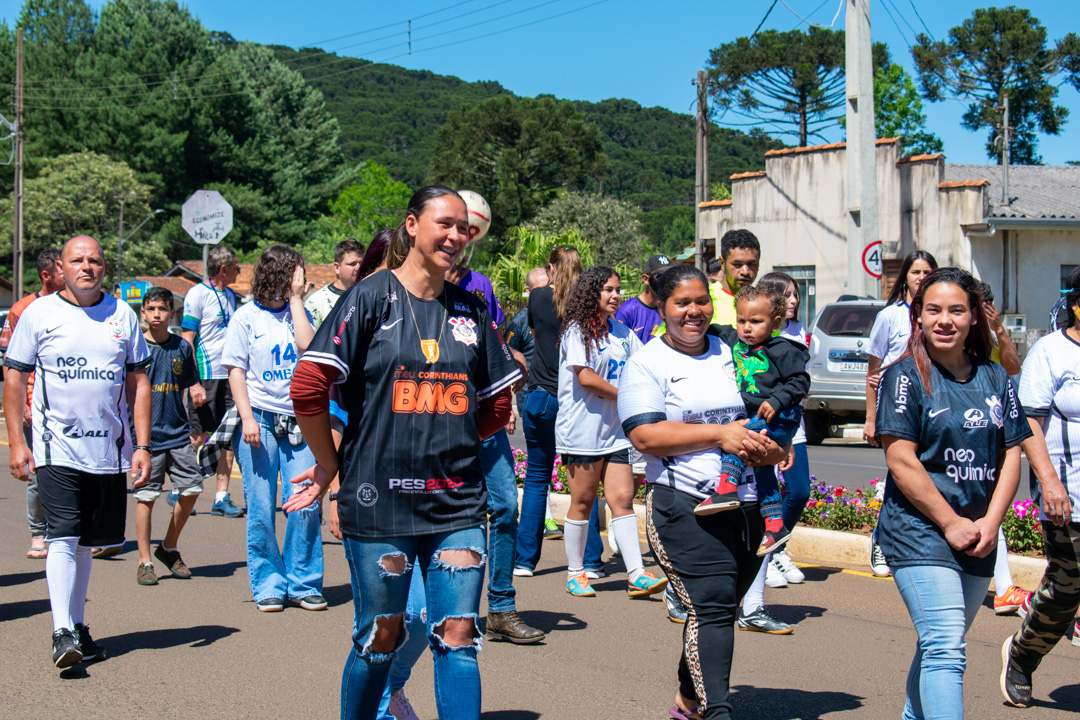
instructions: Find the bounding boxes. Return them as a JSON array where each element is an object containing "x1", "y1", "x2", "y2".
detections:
[{"x1": 804, "y1": 410, "x2": 831, "y2": 445}]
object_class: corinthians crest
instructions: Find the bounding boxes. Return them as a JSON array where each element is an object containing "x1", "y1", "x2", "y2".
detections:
[{"x1": 449, "y1": 316, "x2": 478, "y2": 347}]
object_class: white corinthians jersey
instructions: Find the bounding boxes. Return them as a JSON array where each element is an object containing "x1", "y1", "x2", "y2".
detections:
[{"x1": 4, "y1": 293, "x2": 149, "y2": 473}]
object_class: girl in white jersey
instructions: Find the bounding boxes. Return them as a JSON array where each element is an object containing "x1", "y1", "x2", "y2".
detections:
[
  {"x1": 222, "y1": 245, "x2": 324, "y2": 613},
  {"x1": 555, "y1": 266, "x2": 663, "y2": 599},
  {"x1": 863, "y1": 250, "x2": 937, "y2": 578},
  {"x1": 618, "y1": 265, "x2": 787, "y2": 719}
]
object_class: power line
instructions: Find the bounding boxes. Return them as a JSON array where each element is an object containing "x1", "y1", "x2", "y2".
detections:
[
  {"x1": 878, "y1": 0, "x2": 913, "y2": 48},
  {"x1": 750, "y1": 0, "x2": 779, "y2": 40},
  {"x1": 778, "y1": 0, "x2": 844, "y2": 30},
  {"x1": 906, "y1": 0, "x2": 935, "y2": 40}
]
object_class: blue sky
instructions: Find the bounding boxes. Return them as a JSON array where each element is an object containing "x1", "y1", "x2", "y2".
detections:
[{"x1": 6, "y1": 1, "x2": 1080, "y2": 165}]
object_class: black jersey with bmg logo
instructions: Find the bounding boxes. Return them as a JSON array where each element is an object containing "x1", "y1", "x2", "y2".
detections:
[
  {"x1": 875, "y1": 356, "x2": 1031, "y2": 576},
  {"x1": 304, "y1": 271, "x2": 521, "y2": 539}
]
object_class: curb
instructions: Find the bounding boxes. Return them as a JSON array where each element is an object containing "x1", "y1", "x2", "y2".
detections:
[{"x1": 520, "y1": 489, "x2": 1049, "y2": 591}]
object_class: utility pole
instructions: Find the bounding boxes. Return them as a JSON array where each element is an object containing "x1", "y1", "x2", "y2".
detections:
[
  {"x1": 12, "y1": 27, "x2": 23, "y2": 302},
  {"x1": 694, "y1": 69, "x2": 709, "y2": 272},
  {"x1": 116, "y1": 198, "x2": 125, "y2": 292},
  {"x1": 845, "y1": 0, "x2": 878, "y2": 298},
  {"x1": 1000, "y1": 94, "x2": 1010, "y2": 206}
]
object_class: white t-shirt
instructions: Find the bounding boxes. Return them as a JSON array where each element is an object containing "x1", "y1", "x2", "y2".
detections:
[
  {"x1": 618, "y1": 336, "x2": 756, "y2": 501},
  {"x1": 556, "y1": 319, "x2": 642, "y2": 454},
  {"x1": 776, "y1": 319, "x2": 808, "y2": 444},
  {"x1": 3, "y1": 292, "x2": 150, "y2": 473},
  {"x1": 181, "y1": 282, "x2": 238, "y2": 380},
  {"x1": 1018, "y1": 329, "x2": 1080, "y2": 523},
  {"x1": 868, "y1": 302, "x2": 911, "y2": 366},
  {"x1": 221, "y1": 301, "x2": 311, "y2": 416}
]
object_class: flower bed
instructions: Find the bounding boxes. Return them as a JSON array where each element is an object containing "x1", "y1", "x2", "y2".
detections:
[
  {"x1": 1002, "y1": 499, "x2": 1044, "y2": 556},
  {"x1": 513, "y1": 449, "x2": 567, "y2": 493}
]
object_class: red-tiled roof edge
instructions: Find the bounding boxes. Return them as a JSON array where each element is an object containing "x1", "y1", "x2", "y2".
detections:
[
  {"x1": 764, "y1": 137, "x2": 900, "y2": 158},
  {"x1": 730, "y1": 170, "x2": 767, "y2": 181},
  {"x1": 896, "y1": 152, "x2": 945, "y2": 164},
  {"x1": 938, "y1": 179, "x2": 991, "y2": 189},
  {"x1": 698, "y1": 199, "x2": 733, "y2": 208}
]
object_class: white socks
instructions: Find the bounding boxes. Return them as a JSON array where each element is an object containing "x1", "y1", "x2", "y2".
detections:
[
  {"x1": 215, "y1": 491, "x2": 228, "y2": 502},
  {"x1": 610, "y1": 514, "x2": 644, "y2": 582},
  {"x1": 564, "y1": 518, "x2": 589, "y2": 575},
  {"x1": 46, "y1": 539, "x2": 91, "y2": 632},
  {"x1": 742, "y1": 554, "x2": 768, "y2": 615},
  {"x1": 544, "y1": 495, "x2": 553, "y2": 521},
  {"x1": 994, "y1": 527, "x2": 1013, "y2": 595}
]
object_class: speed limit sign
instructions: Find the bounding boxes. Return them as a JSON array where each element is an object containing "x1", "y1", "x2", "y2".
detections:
[{"x1": 862, "y1": 241, "x2": 883, "y2": 279}]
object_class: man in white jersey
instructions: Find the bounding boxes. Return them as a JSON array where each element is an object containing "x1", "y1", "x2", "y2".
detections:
[
  {"x1": 5, "y1": 235, "x2": 151, "y2": 670},
  {"x1": 181, "y1": 245, "x2": 243, "y2": 518}
]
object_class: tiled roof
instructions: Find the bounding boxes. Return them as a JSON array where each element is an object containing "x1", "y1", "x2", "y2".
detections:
[
  {"x1": 698, "y1": 199, "x2": 732, "y2": 208},
  {"x1": 763, "y1": 137, "x2": 899, "y2": 158},
  {"x1": 938, "y1": 179, "x2": 991, "y2": 189},
  {"x1": 730, "y1": 171, "x2": 767, "y2": 180},
  {"x1": 168, "y1": 260, "x2": 339, "y2": 297},
  {"x1": 135, "y1": 275, "x2": 196, "y2": 299},
  {"x1": 897, "y1": 152, "x2": 945, "y2": 164},
  {"x1": 943, "y1": 164, "x2": 1080, "y2": 220}
]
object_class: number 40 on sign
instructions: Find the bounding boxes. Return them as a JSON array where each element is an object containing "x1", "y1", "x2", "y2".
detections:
[{"x1": 862, "y1": 241, "x2": 883, "y2": 279}]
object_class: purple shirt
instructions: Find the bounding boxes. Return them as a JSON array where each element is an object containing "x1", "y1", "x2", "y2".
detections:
[
  {"x1": 615, "y1": 296, "x2": 662, "y2": 344},
  {"x1": 457, "y1": 270, "x2": 505, "y2": 326}
]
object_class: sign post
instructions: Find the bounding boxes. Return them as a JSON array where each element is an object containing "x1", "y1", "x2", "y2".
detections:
[{"x1": 181, "y1": 190, "x2": 233, "y2": 280}]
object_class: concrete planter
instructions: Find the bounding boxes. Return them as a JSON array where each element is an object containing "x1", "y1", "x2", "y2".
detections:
[{"x1": 520, "y1": 488, "x2": 1049, "y2": 592}]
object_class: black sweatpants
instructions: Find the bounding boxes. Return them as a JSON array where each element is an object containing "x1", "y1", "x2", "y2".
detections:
[{"x1": 646, "y1": 483, "x2": 765, "y2": 719}]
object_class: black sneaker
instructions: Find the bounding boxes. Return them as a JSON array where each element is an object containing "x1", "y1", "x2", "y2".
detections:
[
  {"x1": 738, "y1": 606, "x2": 794, "y2": 635},
  {"x1": 256, "y1": 597, "x2": 285, "y2": 612},
  {"x1": 1000, "y1": 636, "x2": 1032, "y2": 707},
  {"x1": 52, "y1": 628, "x2": 83, "y2": 669},
  {"x1": 664, "y1": 586, "x2": 687, "y2": 624},
  {"x1": 73, "y1": 623, "x2": 105, "y2": 662},
  {"x1": 290, "y1": 594, "x2": 328, "y2": 611},
  {"x1": 154, "y1": 545, "x2": 192, "y2": 579}
]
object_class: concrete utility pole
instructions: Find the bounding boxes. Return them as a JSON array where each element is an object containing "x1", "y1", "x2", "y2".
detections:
[
  {"x1": 116, "y1": 198, "x2": 125, "y2": 290},
  {"x1": 12, "y1": 27, "x2": 23, "y2": 302},
  {"x1": 694, "y1": 69, "x2": 709, "y2": 271},
  {"x1": 844, "y1": 0, "x2": 878, "y2": 298},
  {"x1": 1000, "y1": 94, "x2": 1010, "y2": 205}
]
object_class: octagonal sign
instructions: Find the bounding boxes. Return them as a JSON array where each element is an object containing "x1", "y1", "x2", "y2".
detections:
[{"x1": 182, "y1": 190, "x2": 233, "y2": 245}]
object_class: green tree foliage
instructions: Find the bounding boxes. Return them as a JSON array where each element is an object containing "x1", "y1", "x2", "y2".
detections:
[
  {"x1": 330, "y1": 161, "x2": 411, "y2": 241},
  {"x1": 0, "y1": 151, "x2": 169, "y2": 288},
  {"x1": 489, "y1": 226, "x2": 594, "y2": 304},
  {"x1": 524, "y1": 191, "x2": 648, "y2": 270},
  {"x1": 638, "y1": 205, "x2": 694, "y2": 258},
  {"x1": 0, "y1": 0, "x2": 345, "y2": 258},
  {"x1": 660, "y1": 214, "x2": 696, "y2": 259},
  {"x1": 871, "y1": 63, "x2": 943, "y2": 156},
  {"x1": 431, "y1": 96, "x2": 605, "y2": 234},
  {"x1": 707, "y1": 28, "x2": 888, "y2": 147},
  {"x1": 912, "y1": 6, "x2": 1080, "y2": 164}
]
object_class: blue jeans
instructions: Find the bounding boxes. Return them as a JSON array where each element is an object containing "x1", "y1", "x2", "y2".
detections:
[
  {"x1": 341, "y1": 527, "x2": 487, "y2": 720},
  {"x1": 720, "y1": 407, "x2": 801, "y2": 521},
  {"x1": 516, "y1": 388, "x2": 603, "y2": 571},
  {"x1": 233, "y1": 408, "x2": 323, "y2": 602},
  {"x1": 376, "y1": 566, "x2": 428, "y2": 719},
  {"x1": 893, "y1": 565, "x2": 991, "y2": 720},
  {"x1": 780, "y1": 442, "x2": 811, "y2": 530},
  {"x1": 480, "y1": 430, "x2": 518, "y2": 612}
]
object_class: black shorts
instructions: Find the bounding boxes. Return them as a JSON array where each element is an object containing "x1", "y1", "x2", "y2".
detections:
[
  {"x1": 561, "y1": 447, "x2": 634, "y2": 467},
  {"x1": 36, "y1": 465, "x2": 127, "y2": 547},
  {"x1": 185, "y1": 378, "x2": 234, "y2": 435}
]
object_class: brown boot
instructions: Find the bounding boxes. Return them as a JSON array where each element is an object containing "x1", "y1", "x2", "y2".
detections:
[{"x1": 486, "y1": 611, "x2": 545, "y2": 644}]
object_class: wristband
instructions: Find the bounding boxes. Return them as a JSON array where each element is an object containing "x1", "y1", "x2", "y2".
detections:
[
  {"x1": 328, "y1": 491, "x2": 339, "y2": 502},
  {"x1": 134, "y1": 445, "x2": 151, "y2": 452}
]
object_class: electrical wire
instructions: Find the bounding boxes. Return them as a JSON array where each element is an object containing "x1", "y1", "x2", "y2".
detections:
[
  {"x1": 750, "y1": 0, "x2": 779, "y2": 41},
  {"x1": 778, "y1": 0, "x2": 844, "y2": 30},
  {"x1": 906, "y1": 0, "x2": 935, "y2": 40},
  {"x1": 878, "y1": 0, "x2": 913, "y2": 48}
]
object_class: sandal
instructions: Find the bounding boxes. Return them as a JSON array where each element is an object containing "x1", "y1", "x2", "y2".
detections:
[
  {"x1": 669, "y1": 707, "x2": 701, "y2": 720},
  {"x1": 27, "y1": 546, "x2": 47, "y2": 559}
]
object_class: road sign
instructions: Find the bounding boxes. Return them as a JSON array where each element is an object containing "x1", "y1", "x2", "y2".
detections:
[
  {"x1": 182, "y1": 190, "x2": 233, "y2": 245},
  {"x1": 862, "y1": 241, "x2": 883, "y2": 279}
]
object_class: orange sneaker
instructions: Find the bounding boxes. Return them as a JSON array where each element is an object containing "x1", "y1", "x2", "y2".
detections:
[{"x1": 994, "y1": 586, "x2": 1029, "y2": 615}]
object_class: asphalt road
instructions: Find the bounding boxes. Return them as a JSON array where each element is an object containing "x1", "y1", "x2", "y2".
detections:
[{"x1": 2, "y1": 442, "x2": 1074, "y2": 719}]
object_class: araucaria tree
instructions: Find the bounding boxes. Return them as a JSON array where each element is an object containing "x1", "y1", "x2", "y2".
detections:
[
  {"x1": 707, "y1": 28, "x2": 887, "y2": 147},
  {"x1": 912, "y1": 6, "x2": 1080, "y2": 165}
]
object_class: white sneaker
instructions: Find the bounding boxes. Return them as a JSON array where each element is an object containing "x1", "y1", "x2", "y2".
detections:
[
  {"x1": 870, "y1": 536, "x2": 891, "y2": 577},
  {"x1": 765, "y1": 559, "x2": 789, "y2": 588},
  {"x1": 388, "y1": 689, "x2": 420, "y2": 720},
  {"x1": 512, "y1": 566, "x2": 533, "y2": 577},
  {"x1": 584, "y1": 568, "x2": 607, "y2": 579},
  {"x1": 771, "y1": 550, "x2": 805, "y2": 584}
]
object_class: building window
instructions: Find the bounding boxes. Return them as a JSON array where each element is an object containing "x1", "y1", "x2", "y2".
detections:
[{"x1": 773, "y1": 265, "x2": 816, "y2": 328}]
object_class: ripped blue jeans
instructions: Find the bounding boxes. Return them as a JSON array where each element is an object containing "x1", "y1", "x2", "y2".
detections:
[{"x1": 341, "y1": 526, "x2": 487, "y2": 720}]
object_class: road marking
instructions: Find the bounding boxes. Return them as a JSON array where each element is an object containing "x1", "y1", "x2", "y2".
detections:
[{"x1": 795, "y1": 561, "x2": 894, "y2": 581}]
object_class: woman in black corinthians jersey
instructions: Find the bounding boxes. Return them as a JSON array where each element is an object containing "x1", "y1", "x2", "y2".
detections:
[
  {"x1": 286, "y1": 186, "x2": 520, "y2": 720},
  {"x1": 872, "y1": 268, "x2": 1029, "y2": 720}
]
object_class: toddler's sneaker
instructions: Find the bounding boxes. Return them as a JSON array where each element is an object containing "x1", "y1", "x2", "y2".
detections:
[
  {"x1": 693, "y1": 477, "x2": 740, "y2": 516},
  {"x1": 770, "y1": 549, "x2": 805, "y2": 584},
  {"x1": 994, "y1": 585, "x2": 1029, "y2": 615},
  {"x1": 543, "y1": 518, "x2": 563, "y2": 539},
  {"x1": 757, "y1": 517, "x2": 792, "y2": 557},
  {"x1": 628, "y1": 571, "x2": 668, "y2": 598},
  {"x1": 566, "y1": 573, "x2": 596, "y2": 597}
]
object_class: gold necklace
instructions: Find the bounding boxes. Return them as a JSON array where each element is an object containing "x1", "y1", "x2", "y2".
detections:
[{"x1": 403, "y1": 286, "x2": 447, "y2": 364}]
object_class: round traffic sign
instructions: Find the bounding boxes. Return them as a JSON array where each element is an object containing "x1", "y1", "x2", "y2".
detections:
[
  {"x1": 862, "y1": 241, "x2": 883, "y2": 279},
  {"x1": 182, "y1": 190, "x2": 233, "y2": 245}
]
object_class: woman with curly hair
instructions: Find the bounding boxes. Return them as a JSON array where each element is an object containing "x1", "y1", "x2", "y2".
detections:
[
  {"x1": 556, "y1": 266, "x2": 665, "y2": 598},
  {"x1": 221, "y1": 244, "x2": 324, "y2": 612}
]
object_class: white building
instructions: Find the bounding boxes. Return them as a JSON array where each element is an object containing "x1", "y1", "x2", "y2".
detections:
[{"x1": 696, "y1": 137, "x2": 1080, "y2": 340}]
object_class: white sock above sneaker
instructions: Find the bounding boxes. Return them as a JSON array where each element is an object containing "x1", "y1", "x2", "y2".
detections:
[
  {"x1": 564, "y1": 518, "x2": 588, "y2": 576},
  {"x1": 994, "y1": 527, "x2": 1013, "y2": 595},
  {"x1": 215, "y1": 491, "x2": 227, "y2": 503},
  {"x1": 742, "y1": 556, "x2": 768, "y2": 615},
  {"x1": 611, "y1": 514, "x2": 644, "y2": 581}
]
